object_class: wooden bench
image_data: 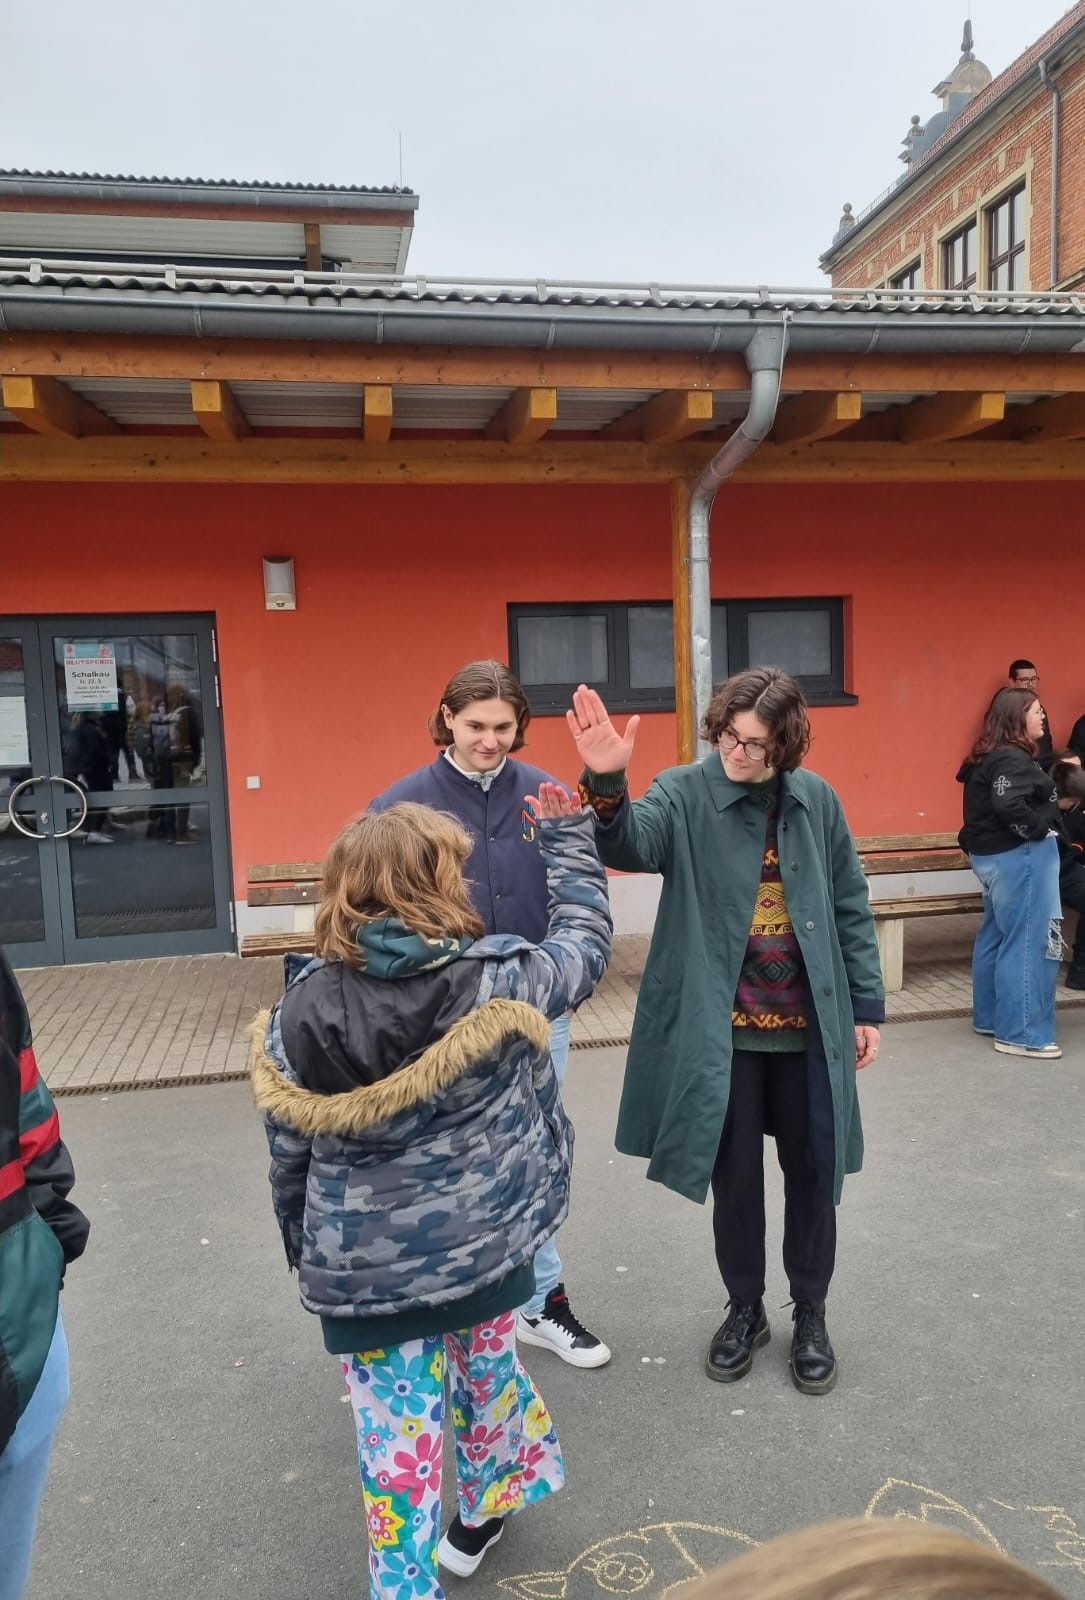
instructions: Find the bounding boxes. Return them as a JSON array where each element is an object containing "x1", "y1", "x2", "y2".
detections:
[
  {"x1": 855, "y1": 832, "x2": 981, "y2": 993},
  {"x1": 240, "y1": 861, "x2": 322, "y2": 959}
]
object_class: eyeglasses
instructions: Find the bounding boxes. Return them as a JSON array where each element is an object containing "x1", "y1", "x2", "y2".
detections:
[
  {"x1": 1014, "y1": 674, "x2": 1040, "y2": 688},
  {"x1": 718, "y1": 728, "x2": 769, "y2": 761}
]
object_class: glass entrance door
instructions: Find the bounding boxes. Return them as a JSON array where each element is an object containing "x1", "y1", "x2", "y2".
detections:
[{"x1": 0, "y1": 616, "x2": 233, "y2": 967}]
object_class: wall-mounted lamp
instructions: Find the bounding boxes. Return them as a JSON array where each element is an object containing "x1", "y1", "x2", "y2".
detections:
[{"x1": 262, "y1": 556, "x2": 296, "y2": 611}]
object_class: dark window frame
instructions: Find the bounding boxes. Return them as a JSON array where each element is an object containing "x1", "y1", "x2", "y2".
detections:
[
  {"x1": 507, "y1": 597, "x2": 855, "y2": 714},
  {"x1": 890, "y1": 259, "x2": 922, "y2": 293},
  {"x1": 942, "y1": 221, "x2": 977, "y2": 291},
  {"x1": 986, "y1": 183, "x2": 1026, "y2": 291}
]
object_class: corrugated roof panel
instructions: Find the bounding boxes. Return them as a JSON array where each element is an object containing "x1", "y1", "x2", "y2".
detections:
[
  {"x1": 0, "y1": 215, "x2": 406, "y2": 272},
  {"x1": 66, "y1": 377, "x2": 195, "y2": 425},
  {"x1": 230, "y1": 381, "x2": 362, "y2": 427},
  {"x1": 549, "y1": 389, "x2": 654, "y2": 430},
  {"x1": 393, "y1": 385, "x2": 512, "y2": 429},
  {"x1": 0, "y1": 168, "x2": 414, "y2": 195}
]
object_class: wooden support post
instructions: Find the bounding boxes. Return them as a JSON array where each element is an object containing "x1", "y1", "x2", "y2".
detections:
[
  {"x1": 1, "y1": 375, "x2": 119, "y2": 437},
  {"x1": 303, "y1": 222, "x2": 322, "y2": 272},
  {"x1": 190, "y1": 379, "x2": 251, "y2": 440},
  {"x1": 772, "y1": 390, "x2": 863, "y2": 444},
  {"x1": 363, "y1": 385, "x2": 394, "y2": 443},
  {"x1": 483, "y1": 387, "x2": 557, "y2": 443},
  {"x1": 603, "y1": 390, "x2": 715, "y2": 444},
  {"x1": 670, "y1": 479, "x2": 694, "y2": 764}
]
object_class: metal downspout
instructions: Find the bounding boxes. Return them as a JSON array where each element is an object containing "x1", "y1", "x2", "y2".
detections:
[
  {"x1": 1039, "y1": 56, "x2": 1061, "y2": 287},
  {"x1": 687, "y1": 314, "x2": 791, "y2": 756}
]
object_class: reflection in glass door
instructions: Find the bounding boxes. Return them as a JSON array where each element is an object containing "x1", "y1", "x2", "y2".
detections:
[{"x1": 1, "y1": 616, "x2": 233, "y2": 967}]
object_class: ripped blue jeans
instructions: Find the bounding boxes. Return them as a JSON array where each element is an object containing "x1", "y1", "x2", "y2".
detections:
[{"x1": 969, "y1": 835, "x2": 1062, "y2": 1050}]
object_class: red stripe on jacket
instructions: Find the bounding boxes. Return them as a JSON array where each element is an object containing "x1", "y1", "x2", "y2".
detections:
[
  {"x1": 18, "y1": 1046, "x2": 38, "y2": 1094},
  {"x1": 20, "y1": 1109, "x2": 60, "y2": 1167},
  {"x1": 0, "y1": 1158, "x2": 25, "y2": 1202}
]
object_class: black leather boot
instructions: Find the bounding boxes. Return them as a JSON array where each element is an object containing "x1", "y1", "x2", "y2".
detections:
[
  {"x1": 1065, "y1": 962, "x2": 1085, "y2": 991},
  {"x1": 789, "y1": 1301, "x2": 837, "y2": 1394},
  {"x1": 706, "y1": 1299, "x2": 770, "y2": 1382}
]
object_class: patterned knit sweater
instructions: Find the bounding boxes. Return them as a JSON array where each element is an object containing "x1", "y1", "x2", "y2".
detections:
[{"x1": 731, "y1": 777, "x2": 808, "y2": 1052}]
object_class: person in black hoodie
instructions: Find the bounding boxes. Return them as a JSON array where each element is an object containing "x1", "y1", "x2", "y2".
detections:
[
  {"x1": 0, "y1": 951, "x2": 89, "y2": 1600},
  {"x1": 1051, "y1": 754, "x2": 1085, "y2": 990},
  {"x1": 957, "y1": 688, "x2": 1063, "y2": 1059}
]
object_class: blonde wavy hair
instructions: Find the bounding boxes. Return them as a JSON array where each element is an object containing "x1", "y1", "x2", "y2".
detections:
[
  {"x1": 314, "y1": 803, "x2": 484, "y2": 967},
  {"x1": 675, "y1": 1518, "x2": 1064, "y2": 1600}
]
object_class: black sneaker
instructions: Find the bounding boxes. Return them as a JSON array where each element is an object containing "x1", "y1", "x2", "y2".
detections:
[
  {"x1": 705, "y1": 1299, "x2": 770, "y2": 1382},
  {"x1": 1064, "y1": 963, "x2": 1085, "y2": 991},
  {"x1": 789, "y1": 1301, "x2": 838, "y2": 1394},
  {"x1": 437, "y1": 1514, "x2": 504, "y2": 1577},
  {"x1": 516, "y1": 1283, "x2": 612, "y2": 1368}
]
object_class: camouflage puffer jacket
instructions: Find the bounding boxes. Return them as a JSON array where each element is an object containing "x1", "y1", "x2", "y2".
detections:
[{"x1": 250, "y1": 812, "x2": 612, "y2": 1322}]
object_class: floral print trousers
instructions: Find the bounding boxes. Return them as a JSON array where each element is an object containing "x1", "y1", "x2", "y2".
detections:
[{"x1": 340, "y1": 1309, "x2": 565, "y2": 1600}]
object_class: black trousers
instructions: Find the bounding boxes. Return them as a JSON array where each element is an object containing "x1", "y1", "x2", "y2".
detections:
[
  {"x1": 1061, "y1": 863, "x2": 1085, "y2": 963},
  {"x1": 710, "y1": 1048, "x2": 836, "y2": 1308}
]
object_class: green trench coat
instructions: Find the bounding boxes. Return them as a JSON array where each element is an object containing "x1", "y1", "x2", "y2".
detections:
[{"x1": 595, "y1": 757, "x2": 885, "y2": 1207}]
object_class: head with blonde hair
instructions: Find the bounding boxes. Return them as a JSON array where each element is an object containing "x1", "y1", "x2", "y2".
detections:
[
  {"x1": 676, "y1": 1517, "x2": 1064, "y2": 1600},
  {"x1": 314, "y1": 803, "x2": 484, "y2": 967}
]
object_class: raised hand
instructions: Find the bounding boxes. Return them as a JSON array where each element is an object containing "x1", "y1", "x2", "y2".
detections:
[
  {"x1": 565, "y1": 685, "x2": 640, "y2": 775},
  {"x1": 525, "y1": 781, "x2": 583, "y2": 820}
]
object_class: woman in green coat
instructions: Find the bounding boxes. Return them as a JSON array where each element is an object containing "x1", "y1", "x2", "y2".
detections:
[{"x1": 568, "y1": 667, "x2": 884, "y2": 1395}]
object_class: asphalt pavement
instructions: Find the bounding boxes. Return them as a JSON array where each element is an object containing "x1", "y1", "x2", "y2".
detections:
[{"x1": 28, "y1": 1009, "x2": 1085, "y2": 1600}]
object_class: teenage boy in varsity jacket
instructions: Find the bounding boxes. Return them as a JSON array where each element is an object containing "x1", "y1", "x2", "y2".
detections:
[{"x1": 370, "y1": 659, "x2": 611, "y2": 1369}]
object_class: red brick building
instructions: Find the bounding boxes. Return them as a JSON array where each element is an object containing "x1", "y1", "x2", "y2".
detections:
[{"x1": 821, "y1": 5, "x2": 1085, "y2": 293}]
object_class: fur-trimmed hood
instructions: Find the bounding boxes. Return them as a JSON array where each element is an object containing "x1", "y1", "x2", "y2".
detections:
[{"x1": 250, "y1": 996, "x2": 551, "y2": 1138}]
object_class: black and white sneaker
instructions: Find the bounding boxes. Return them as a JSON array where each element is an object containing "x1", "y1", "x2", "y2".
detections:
[
  {"x1": 437, "y1": 1514, "x2": 505, "y2": 1576},
  {"x1": 516, "y1": 1283, "x2": 612, "y2": 1368}
]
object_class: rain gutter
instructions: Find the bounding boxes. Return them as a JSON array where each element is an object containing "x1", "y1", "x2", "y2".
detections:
[
  {"x1": 0, "y1": 175, "x2": 416, "y2": 214},
  {"x1": 686, "y1": 316, "x2": 791, "y2": 756}
]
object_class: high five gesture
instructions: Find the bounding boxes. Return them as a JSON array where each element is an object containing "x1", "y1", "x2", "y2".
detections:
[{"x1": 566, "y1": 686, "x2": 640, "y2": 775}]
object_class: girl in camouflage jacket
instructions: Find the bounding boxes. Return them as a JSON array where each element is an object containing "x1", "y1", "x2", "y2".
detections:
[{"x1": 251, "y1": 787, "x2": 610, "y2": 1598}]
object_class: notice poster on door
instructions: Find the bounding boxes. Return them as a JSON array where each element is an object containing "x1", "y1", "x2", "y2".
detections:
[
  {"x1": 0, "y1": 697, "x2": 30, "y2": 767},
  {"x1": 63, "y1": 642, "x2": 119, "y2": 711}
]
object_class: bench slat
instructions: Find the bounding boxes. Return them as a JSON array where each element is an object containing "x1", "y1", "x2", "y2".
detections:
[
  {"x1": 870, "y1": 894, "x2": 982, "y2": 919},
  {"x1": 240, "y1": 932, "x2": 317, "y2": 959},
  {"x1": 863, "y1": 849, "x2": 970, "y2": 875},
  {"x1": 854, "y1": 832, "x2": 960, "y2": 853},
  {"x1": 248, "y1": 861, "x2": 323, "y2": 884},
  {"x1": 247, "y1": 883, "x2": 322, "y2": 907}
]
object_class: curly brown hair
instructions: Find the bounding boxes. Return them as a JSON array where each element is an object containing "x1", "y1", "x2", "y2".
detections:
[
  {"x1": 968, "y1": 687, "x2": 1038, "y2": 763},
  {"x1": 314, "y1": 803, "x2": 484, "y2": 967},
  {"x1": 427, "y1": 660, "x2": 531, "y2": 750},
  {"x1": 701, "y1": 666, "x2": 811, "y2": 772}
]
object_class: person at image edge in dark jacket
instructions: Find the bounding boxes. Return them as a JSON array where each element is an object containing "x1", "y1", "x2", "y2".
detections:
[
  {"x1": 957, "y1": 688, "x2": 1063, "y2": 1059},
  {"x1": 0, "y1": 950, "x2": 89, "y2": 1600}
]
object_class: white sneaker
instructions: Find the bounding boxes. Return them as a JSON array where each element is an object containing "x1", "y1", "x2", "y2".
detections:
[
  {"x1": 517, "y1": 1284, "x2": 611, "y2": 1368},
  {"x1": 83, "y1": 831, "x2": 114, "y2": 845},
  {"x1": 994, "y1": 1040, "x2": 1062, "y2": 1059}
]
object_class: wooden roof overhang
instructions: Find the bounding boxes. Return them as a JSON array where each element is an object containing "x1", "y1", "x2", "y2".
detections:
[{"x1": 5, "y1": 270, "x2": 1085, "y2": 759}]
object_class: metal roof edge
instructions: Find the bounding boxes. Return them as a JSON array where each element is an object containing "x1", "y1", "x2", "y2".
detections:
[
  {"x1": 0, "y1": 172, "x2": 418, "y2": 213},
  {"x1": 819, "y1": 15, "x2": 1085, "y2": 270}
]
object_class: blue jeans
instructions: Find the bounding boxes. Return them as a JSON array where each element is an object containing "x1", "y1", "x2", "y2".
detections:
[
  {"x1": 970, "y1": 837, "x2": 1062, "y2": 1049},
  {"x1": 0, "y1": 1308, "x2": 69, "y2": 1600},
  {"x1": 523, "y1": 1014, "x2": 571, "y2": 1315}
]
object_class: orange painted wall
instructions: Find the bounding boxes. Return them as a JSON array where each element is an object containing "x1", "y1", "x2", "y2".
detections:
[{"x1": 3, "y1": 480, "x2": 1081, "y2": 891}]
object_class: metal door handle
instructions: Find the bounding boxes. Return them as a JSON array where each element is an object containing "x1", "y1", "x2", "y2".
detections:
[
  {"x1": 6, "y1": 775, "x2": 49, "y2": 839},
  {"x1": 48, "y1": 776, "x2": 90, "y2": 839}
]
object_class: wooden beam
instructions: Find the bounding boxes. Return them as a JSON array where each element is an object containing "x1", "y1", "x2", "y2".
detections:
[
  {"x1": 303, "y1": 223, "x2": 322, "y2": 273},
  {"x1": 602, "y1": 389, "x2": 715, "y2": 443},
  {"x1": 483, "y1": 387, "x2": 557, "y2": 444},
  {"x1": 1, "y1": 375, "x2": 119, "y2": 438},
  {"x1": 998, "y1": 393, "x2": 1085, "y2": 442},
  {"x1": 896, "y1": 391, "x2": 1005, "y2": 443},
  {"x1": 772, "y1": 391, "x2": 863, "y2": 445},
  {"x1": 670, "y1": 480, "x2": 694, "y2": 764},
  {"x1": 8, "y1": 434, "x2": 1085, "y2": 485},
  {"x1": 0, "y1": 196, "x2": 416, "y2": 228},
  {"x1": 190, "y1": 379, "x2": 250, "y2": 441},
  {"x1": 362, "y1": 385, "x2": 394, "y2": 443}
]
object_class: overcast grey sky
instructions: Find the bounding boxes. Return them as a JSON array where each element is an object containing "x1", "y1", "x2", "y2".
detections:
[{"x1": 4, "y1": 0, "x2": 1072, "y2": 284}]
